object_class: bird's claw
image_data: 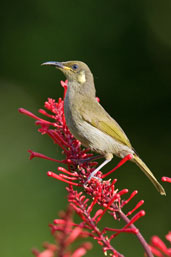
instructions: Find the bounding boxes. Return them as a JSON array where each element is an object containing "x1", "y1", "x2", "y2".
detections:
[{"x1": 84, "y1": 175, "x2": 102, "y2": 187}]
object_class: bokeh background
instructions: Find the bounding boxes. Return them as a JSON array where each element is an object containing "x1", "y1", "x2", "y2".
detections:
[{"x1": 1, "y1": 1, "x2": 171, "y2": 256}]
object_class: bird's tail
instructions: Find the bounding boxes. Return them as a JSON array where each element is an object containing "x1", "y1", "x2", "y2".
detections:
[{"x1": 132, "y1": 154, "x2": 166, "y2": 196}]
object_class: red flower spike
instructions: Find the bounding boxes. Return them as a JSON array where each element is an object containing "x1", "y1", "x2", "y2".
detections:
[
  {"x1": 103, "y1": 227, "x2": 138, "y2": 235},
  {"x1": 80, "y1": 195, "x2": 86, "y2": 202},
  {"x1": 113, "y1": 252, "x2": 119, "y2": 257},
  {"x1": 19, "y1": 108, "x2": 44, "y2": 120},
  {"x1": 102, "y1": 154, "x2": 133, "y2": 179},
  {"x1": 111, "y1": 211, "x2": 145, "y2": 239},
  {"x1": 32, "y1": 243, "x2": 57, "y2": 257},
  {"x1": 111, "y1": 178, "x2": 117, "y2": 186},
  {"x1": 96, "y1": 194, "x2": 120, "y2": 224},
  {"x1": 57, "y1": 167, "x2": 78, "y2": 176},
  {"x1": 70, "y1": 244, "x2": 92, "y2": 257},
  {"x1": 19, "y1": 80, "x2": 155, "y2": 257},
  {"x1": 69, "y1": 205, "x2": 87, "y2": 222},
  {"x1": 148, "y1": 245, "x2": 164, "y2": 257},
  {"x1": 92, "y1": 209, "x2": 104, "y2": 221},
  {"x1": 53, "y1": 219, "x2": 66, "y2": 225},
  {"x1": 166, "y1": 232, "x2": 171, "y2": 243},
  {"x1": 118, "y1": 189, "x2": 129, "y2": 196},
  {"x1": 128, "y1": 210, "x2": 146, "y2": 226},
  {"x1": 65, "y1": 227, "x2": 83, "y2": 245},
  {"x1": 58, "y1": 173, "x2": 78, "y2": 181},
  {"x1": 162, "y1": 177, "x2": 171, "y2": 183},
  {"x1": 48, "y1": 130, "x2": 69, "y2": 148},
  {"x1": 151, "y1": 236, "x2": 170, "y2": 256},
  {"x1": 38, "y1": 108, "x2": 55, "y2": 118},
  {"x1": 28, "y1": 150, "x2": 66, "y2": 163},
  {"x1": 148, "y1": 232, "x2": 171, "y2": 256},
  {"x1": 122, "y1": 190, "x2": 138, "y2": 206},
  {"x1": 49, "y1": 207, "x2": 92, "y2": 257},
  {"x1": 126, "y1": 200, "x2": 144, "y2": 216},
  {"x1": 83, "y1": 198, "x2": 89, "y2": 206},
  {"x1": 47, "y1": 171, "x2": 80, "y2": 186},
  {"x1": 111, "y1": 230, "x2": 139, "y2": 242},
  {"x1": 87, "y1": 195, "x2": 98, "y2": 214}
]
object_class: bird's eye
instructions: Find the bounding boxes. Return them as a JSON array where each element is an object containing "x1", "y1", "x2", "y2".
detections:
[{"x1": 72, "y1": 64, "x2": 78, "y2": 70}]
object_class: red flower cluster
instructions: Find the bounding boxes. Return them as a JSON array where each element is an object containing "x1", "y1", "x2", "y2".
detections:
[
  {"x1": 19, "y1": 80, "x2": 158, "y2": 257},
  {"x1": 148, "y1": 232, "x2": 171, "y2": 257},
  {"x1": 32, "y1": 207, "x2": 92, "y2": 257}
]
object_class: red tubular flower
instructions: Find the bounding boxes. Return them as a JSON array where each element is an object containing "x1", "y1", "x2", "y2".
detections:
[
  {"x1": 19, "y1": 80, "x2": 156, "y2": 257},
  {"x1": 32, "y1": 243, "x2": 57, "y2": 257},
  {"x1": 148, "y1": 232, "x2": 171, "y2": 257},
  {"x1": 162, "y1": 177, "x2": 171, "y2": 183}
]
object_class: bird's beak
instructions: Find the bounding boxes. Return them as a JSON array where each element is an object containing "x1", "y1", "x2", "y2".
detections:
[{"x1": 41, "y1": 61, "x2": 71, "y2": 71}]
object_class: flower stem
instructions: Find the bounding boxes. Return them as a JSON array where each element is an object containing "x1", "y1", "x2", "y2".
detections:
[{"x1": 119, "y1": 210, "x2": 154, "y2": 257}]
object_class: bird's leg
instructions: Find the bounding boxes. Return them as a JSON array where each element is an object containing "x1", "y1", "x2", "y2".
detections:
[{"x1": 84, "y1": 158, "x2": 112, "y2": 185}]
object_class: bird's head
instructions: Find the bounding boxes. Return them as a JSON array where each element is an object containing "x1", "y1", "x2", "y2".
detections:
[{"x1": 42, "y1": 60, "x2": 93, "y2": 85}]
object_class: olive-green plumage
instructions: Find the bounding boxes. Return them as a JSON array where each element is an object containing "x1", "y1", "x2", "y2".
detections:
[{"x1": 42, "y1": 60, "x2": 166, "y2": 196}]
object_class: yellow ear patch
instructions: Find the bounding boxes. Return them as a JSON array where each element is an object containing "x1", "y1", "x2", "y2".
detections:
[{"x1": 78, "y1": 71, "x2": 86, "y2": 84}]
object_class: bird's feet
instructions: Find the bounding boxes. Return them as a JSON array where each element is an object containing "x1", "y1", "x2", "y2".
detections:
[
  {"x1": 84, "y1": 174, "x2": 102, "y2": 187},
  {"x1": 83, "y1": 158, "x2": 112, "y2": 187}
]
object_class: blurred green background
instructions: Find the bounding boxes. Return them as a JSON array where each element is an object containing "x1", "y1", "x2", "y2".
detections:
[{"x1": 1, "y1": 0, "x2": 171, "y2": 256}]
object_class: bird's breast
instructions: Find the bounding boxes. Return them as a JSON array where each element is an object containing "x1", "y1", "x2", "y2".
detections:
[
  {"x1": 64, "y1": 94, "x2": 90, "y2": 146},
  {"x1": 64, "y1": 94, "x2": 133, "y2": 158}
]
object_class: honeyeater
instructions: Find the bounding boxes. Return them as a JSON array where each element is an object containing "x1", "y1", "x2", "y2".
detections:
[{"x1": 42, "y1": 60, "x2": 166, "y2": 196}]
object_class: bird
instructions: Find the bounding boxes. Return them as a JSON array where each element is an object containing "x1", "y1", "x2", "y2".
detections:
[{"x1": 42, "y1": 60, "x2": 166, "y2": 195}]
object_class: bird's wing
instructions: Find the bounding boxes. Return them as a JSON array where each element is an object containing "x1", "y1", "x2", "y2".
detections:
[{"x1": 79, "y1": 98, "x2": 132, "y2": 148}]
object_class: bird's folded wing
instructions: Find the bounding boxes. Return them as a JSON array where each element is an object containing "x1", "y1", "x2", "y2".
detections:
[{"x1": 79, "y1": 99, "x2": 132, "y2": 148}]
